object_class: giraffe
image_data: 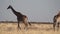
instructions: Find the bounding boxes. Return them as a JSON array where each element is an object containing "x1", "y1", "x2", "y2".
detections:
[
  {"x1": 7, "y1": 5, "x2": 31, "y2": 29},
  {"x1": 53, "y1": 11, "x2": 60, "y2": 31}
]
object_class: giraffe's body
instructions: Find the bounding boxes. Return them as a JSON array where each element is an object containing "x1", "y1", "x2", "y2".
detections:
[{"x1": 7, "y1": 5, "x2": 31, "y2": 29}]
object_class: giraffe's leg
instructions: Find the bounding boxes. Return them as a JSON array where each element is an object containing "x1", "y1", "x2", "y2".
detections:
[
  {"x1": 23, "y1": 20, "x2": 28, "y2": 30},
  {"x1": 17, "y1": 18, "x2": 21, "y2": 29},
  {"x1": 23, "y1": 18, "x2": 28, "y2": 30},
  {"x1": 57, "y1": 23, "x2": 59, "y2": 31},
  {"x1": 17, "y1": 19, "x2": 21, "y2": 30},
  {"x1": 17, "y1": 21, "x2": 21, "y2": 29},
  {"x1": 24, "y1": 23, "x2": 28, "y2": 30},
  {"x1": 53, "y1": 23, "x2": 56, "y2": 31},
  {"x1": 18, "y1": 21, "x2": 20, "y2": 28}
]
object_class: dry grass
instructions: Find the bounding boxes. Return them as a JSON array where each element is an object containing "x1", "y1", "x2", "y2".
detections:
[{"x1": 0, "y1": 22, "x2": 60, "y2": 34}]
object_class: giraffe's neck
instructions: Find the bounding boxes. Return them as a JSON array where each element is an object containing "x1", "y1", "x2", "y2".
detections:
[
  {"x1": 10, "y1": 6, "x2": 23, "y2": 16},
  {"x1": 10, "y1": 7, "x2": 17, "y2": 15}
]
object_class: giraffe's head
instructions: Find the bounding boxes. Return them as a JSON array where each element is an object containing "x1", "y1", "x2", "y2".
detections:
[{"x1": 7, "y1": 5, "x2": 12, "y2": 9}]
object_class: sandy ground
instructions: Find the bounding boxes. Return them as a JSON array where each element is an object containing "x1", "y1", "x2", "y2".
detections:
[{"x1": 0, "y1": 23, "x2": 60, "y2": 34}]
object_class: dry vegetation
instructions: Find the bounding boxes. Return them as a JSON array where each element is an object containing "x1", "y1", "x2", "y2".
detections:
[{"x1": 0, "y1": 22, "x2": 60, "y2": 34}]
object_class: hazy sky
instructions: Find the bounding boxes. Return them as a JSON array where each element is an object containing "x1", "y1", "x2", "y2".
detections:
[{"x1": 0, "y1": 0, "x2": 60, "y2": 22}]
